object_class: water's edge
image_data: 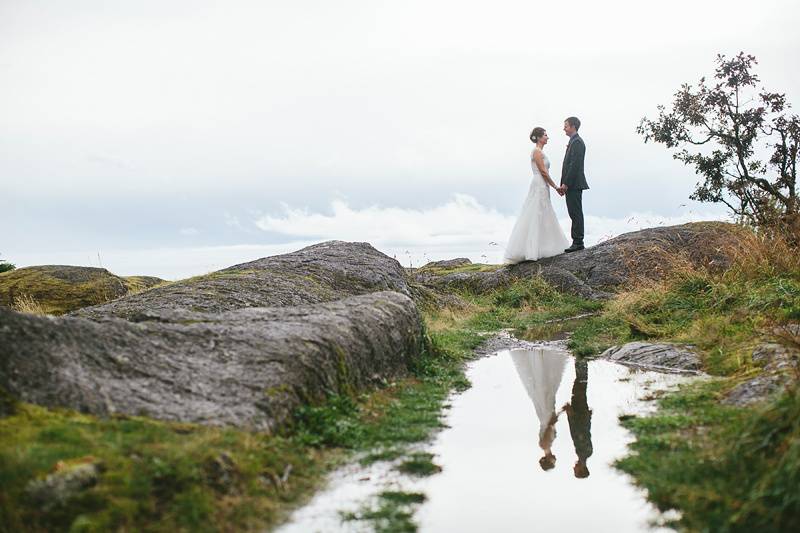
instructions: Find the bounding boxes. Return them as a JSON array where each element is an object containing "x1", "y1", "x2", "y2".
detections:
[{"x1": 277, "y1": 335, "x2": 695, "y2": 532}]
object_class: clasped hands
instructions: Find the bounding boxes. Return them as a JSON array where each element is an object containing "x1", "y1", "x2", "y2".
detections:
[{"x1": 555, "y1": 184, "x2": 567, "y2": 196}]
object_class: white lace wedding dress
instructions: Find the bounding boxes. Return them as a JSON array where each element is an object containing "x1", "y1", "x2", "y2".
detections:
[{"x1": 504, "y1": 148, "x2": 570, "y2": 262}]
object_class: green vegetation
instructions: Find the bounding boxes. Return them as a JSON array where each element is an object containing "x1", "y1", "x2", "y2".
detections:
[
  {"x1": 342, "y1": 490, "x2": 427, "y2": 533},
  {"x1": 415, "y1": 262, "x2": 503, "y2": 276},
  {"x1": 0, "y1": 254, "x2": 14, "y2": 274},
  {"x1": 568, "y1": 231, "x2": 800, "y2": 374},
  {"x1": 566, "y1": 230, "x2": 800, "y2": 531},
  {"x1": 617, "y1": 380, "x2": 800, "y2": 532},
  {"x1": 0, "y1": 319, "x2": 478, "y2": 533},
  {"x1": 425, "y1": 275, "x2": 602, "y2": 344},
  {"x1": 0, "y1": 403, "x2": 330, "y2": 532},
  {"x1": 5, "y1": 236, "x2": 797, "y2": 532},
  {"x1": 396, "y1": 453, "x2": 442, "y2": 477},
  {"x1": 0, "y1": 275, "x2": 598, "y2": 532},
  {"x1": 0, "y1": 266, "x2": 166, "y2": 315}
]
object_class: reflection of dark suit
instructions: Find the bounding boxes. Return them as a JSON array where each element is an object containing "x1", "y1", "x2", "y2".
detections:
[
  {"x1": 567, "y1": 360, "x2": 593, "y2": 463},
  {"x1": 560, "y1": 134, "x2": 589, "y2": 246}
]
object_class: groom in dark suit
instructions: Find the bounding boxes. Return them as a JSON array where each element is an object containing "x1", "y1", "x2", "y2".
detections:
[{"x1": 558, "y1": 116, "x2": 589, "y2": 253}]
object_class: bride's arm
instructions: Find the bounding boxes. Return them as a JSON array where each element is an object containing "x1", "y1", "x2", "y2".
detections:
[{"x1": 533, "y1": 150, "x2": 558, "y2": 189}]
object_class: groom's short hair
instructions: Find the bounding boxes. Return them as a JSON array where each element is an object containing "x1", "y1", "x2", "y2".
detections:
[{"x1": 565, "y1": 116, "x2": 581, "y2": 130}]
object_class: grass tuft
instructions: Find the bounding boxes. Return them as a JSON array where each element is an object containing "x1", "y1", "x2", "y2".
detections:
[{"x1": 12, "y1": 294, "x2": 48, "y2": 315}]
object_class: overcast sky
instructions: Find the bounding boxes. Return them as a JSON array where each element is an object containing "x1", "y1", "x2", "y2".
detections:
[{"x1": 2, "y1": 1, "x2": 799, "y2": 278}]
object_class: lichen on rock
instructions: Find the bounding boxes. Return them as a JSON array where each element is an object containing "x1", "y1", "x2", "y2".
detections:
[{"x1": 0, "y1": 242, "x2": 426, "y2": 432}]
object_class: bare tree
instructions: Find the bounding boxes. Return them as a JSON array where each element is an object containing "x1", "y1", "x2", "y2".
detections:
[{"x1": 638, "y1": 53, "x2": 799, "y2": 236}]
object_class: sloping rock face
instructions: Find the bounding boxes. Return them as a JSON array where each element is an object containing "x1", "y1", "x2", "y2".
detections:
[
  {"x1": 73, "y1": 241, "x2": 411, "y2": 320},
  {"x1": 601, "y1": 342, "x2": 703, "y2": 373},
  {"x1": 0, "y1": 242, "x2": 425, "y2": 431},
  {"x1": 0, "y1": 266, "x2": 165, "y2": 315},
  {"x1": 411, "y1": 222, "x2": 742, "y2": 299}
]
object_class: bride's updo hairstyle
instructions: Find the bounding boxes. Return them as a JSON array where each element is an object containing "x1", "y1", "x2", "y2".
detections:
[{"x1": 530, "y1": 127, "x2": 546, "y2": 143}]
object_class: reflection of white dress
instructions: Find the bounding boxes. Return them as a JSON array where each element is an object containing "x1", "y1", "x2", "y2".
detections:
[
  {"x1": 510, "y1": 348, "x2": 568, "y2": 442},
  {"x1": 504, "y1": 148, "x2": 571, "y2": 262}
]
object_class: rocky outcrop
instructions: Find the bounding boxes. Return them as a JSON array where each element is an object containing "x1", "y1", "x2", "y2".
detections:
[
  {"x1": 411, "y1": 222, "x2": 743, "y2": 299},
  {"x1": 73, "y1": 241, "x2": 411, "y2": 321},
  {"x1": 419, "y1": 258, "x2": 472, "y2": 270},
  {"x1": 0, "y1": 266, "x2": 165, "y2": 315},
  {"x1": 601, "y1": 342, "x2": 703, "y2": 374},
  {"x1": 0, "y1": 242, "x2": 426, "y2": 431},
  {"x1": 412, "y1": 267, "x2": 513, "y2": 295}
]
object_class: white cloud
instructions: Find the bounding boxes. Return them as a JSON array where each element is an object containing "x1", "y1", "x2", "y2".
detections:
[
  {"x1": 12, "y1": 197, "x2": 729, "y2": 279},
  {"x1": 179, "y1": 227, "x2": 199, "y2": 236},
  {"x1": 256, "y1": 195, "x2": 730, "y2": 266},
  {"x1": 255, "y1": 194, "x2": 511, "y2": 247}
]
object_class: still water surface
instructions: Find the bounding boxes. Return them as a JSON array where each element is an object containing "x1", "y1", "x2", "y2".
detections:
[{"x1": 278, "y1": 344, "x2": 691, "y2": 532}]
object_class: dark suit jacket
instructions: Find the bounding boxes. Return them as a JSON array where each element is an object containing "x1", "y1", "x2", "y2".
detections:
[{"x1": 561, "y1": 134, "x2": 589, "y2": 190}]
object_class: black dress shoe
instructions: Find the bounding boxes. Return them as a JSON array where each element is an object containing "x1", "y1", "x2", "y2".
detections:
[{"x1": 564, "y1": 244, "x2": 585, "y2": 253}]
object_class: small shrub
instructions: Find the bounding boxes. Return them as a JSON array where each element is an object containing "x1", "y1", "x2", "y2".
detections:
[{"x1": 293, "y1": 395, "x2": 364, "y2": 448}]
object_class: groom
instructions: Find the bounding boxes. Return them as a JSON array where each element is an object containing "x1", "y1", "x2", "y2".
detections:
[{"x1": 558, "y1": 116, "x2": 589, "y2": 252}]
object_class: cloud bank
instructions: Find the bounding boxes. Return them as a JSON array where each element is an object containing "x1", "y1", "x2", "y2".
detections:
[
  {"x1": 255, "y1": 195, "x2": 730, "y2": 266},
  {"x1": 11, "y1": 195, "x2": 730, "y2": 280}
]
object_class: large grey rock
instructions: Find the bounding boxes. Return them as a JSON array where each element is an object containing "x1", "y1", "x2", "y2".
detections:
[
  {"x1": 411, "y1": 222, "x2": 742, "y2": 298},
  {"x1": 0, "y1": 241, "x2": 428, "y2": 430},
  {"x1": 601, "y1": 342, "x2": 703, "y2": 373},
  {"x1": 0, "y1": 291, "x2": 423, "y2": 431},
  {"x1": 412, "y1": 268, "x2": 513, "y2": 294},
  {"x1": 533, "y1": 221, "x2": 739, "y2": 291},
  {"x1": 72, "y1": 241, "x2": 411, "y2": 321}
]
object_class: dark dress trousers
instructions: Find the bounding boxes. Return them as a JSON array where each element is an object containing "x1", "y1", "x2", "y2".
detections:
[
  {"x1": 560, "y1": 134, "x2": 589, "y2": 246},
  {"x1": 566, "y1": 359, "x2": 593, "y2": 465}
]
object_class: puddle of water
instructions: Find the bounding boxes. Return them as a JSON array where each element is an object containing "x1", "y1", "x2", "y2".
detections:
[
  {"x1": 277, "y1": 344, "x2": 692, "y2": 532},
  {"x1": 417, "y1": 345, "x2": 689, "y2": 532}
]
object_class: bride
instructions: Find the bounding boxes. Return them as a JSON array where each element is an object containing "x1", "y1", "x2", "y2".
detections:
[{"x1": 504, "y1": 127, "x2": 570, "y2": 263}]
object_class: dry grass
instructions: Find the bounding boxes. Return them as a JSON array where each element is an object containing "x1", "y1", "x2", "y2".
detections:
[
  {"x1": 12, "y1": 294, "x2": 49, "y2": 315},
  {"x1": 423, "y1": 301, "x2": 482, "y2": 334},
  {"x1": 603, "y1": 228, "x2": 800, "y2": 375}
]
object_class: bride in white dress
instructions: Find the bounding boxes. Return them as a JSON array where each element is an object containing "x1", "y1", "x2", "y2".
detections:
[{"x1": 504, "y1": 127, "x2": 570, "y2": 262}]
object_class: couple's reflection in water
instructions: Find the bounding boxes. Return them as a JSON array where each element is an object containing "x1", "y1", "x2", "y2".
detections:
[{"x1": 510, "y1": 348, "x2": 593, "y2": 478}]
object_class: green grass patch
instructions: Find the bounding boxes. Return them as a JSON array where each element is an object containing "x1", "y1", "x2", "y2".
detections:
[
  {"x1": 616, "y1": 380, "x2": 800, "y2": 532},
  {"x1": 0, "y1": 404, "x2": 329, "y2": 532},
  {"x1": 557, "y1": 266, "x2": 800, "y2": 373},
  {"x1": 568, "y1": 315, "x2": 631, "y2": 357},
  {"x1": 425, "y1": 276, "x2": 602, "y2": 342},
  {"x1": 342, "y1": 490, "x2": 427, "y2": 533},
  {"x1": 396, "y1": 453, "x2": 442, "y2": 477}
]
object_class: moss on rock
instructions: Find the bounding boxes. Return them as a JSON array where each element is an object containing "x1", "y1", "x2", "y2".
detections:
[{"x1": 0, "y1": 266, "x2": 165, "y2": 315}]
